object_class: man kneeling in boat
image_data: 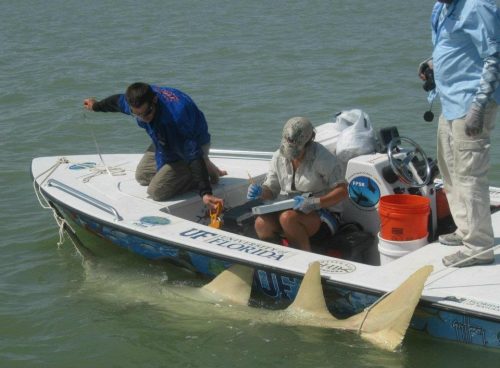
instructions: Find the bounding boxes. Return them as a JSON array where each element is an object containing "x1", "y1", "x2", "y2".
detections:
[
  {"x1": 83, "y1": 82, "x2": 224, "y2": 209},
  {"x1": 247, "y1": 117, "x2": 348, "y2": 251}
]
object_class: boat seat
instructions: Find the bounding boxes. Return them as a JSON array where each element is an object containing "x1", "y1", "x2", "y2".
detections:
[{"x1": 311, "y1": 223, "x2": 375, "y2": 263}]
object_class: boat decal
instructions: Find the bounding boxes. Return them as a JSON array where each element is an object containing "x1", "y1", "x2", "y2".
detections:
[
  {"x1": 462, "y1": 299, "x2": 500, "y2": 313},
  {"x1": 179, "y1": 227, "x2": 292, "y2": 261},
  {"x1": 69, "y1": 162, "x2": 96, "y2": 170},
  {"x1": 135, "y1": 216, "x2": 171, "y2": 227},
  {"x1": 445, "y1": 296, "x2": 500, "y2": 313},
  {"x1": 348, "y1": 175, "x2": 380, "y2": 208},
  {"x1": 451, "y1": 316, "x2": 487, "y2": 346},
  {"x1": 319, "y1": 259, "x2": 356, "y2": 274}
]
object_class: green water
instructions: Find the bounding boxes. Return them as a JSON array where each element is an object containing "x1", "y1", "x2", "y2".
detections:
[{"x1": 1, "y1": 0, "x2": 500, "y2": 366}]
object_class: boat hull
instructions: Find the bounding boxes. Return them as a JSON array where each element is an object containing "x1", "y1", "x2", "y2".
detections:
[{"x1": 49, "y1": 196, "x2": 500, "y2": 349}]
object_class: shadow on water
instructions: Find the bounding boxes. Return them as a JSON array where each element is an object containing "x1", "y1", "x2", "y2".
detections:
[
  {"x1": 68, "y1": 235, "x2": 407, "y2": 368},
  {"x1": 56, "y1": 230, "x2": 497, "y2": 368}
]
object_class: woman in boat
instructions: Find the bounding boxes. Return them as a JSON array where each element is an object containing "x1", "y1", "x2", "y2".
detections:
[
  {"x1": 83, "y1": 82, "x2": 225, "y2": 209},
  {"x1": 247, "y1": 117, "x2": 348, "y2": 251}
]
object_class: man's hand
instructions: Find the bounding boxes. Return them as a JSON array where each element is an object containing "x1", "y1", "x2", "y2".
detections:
[
  {"x1": 418, "y1": 58, "x2": 433, "y2": 81},
  {"x1": 203, "y1": 194, "x2": 224, "y2": 210},
  {"x1": 83, "y1": 98, "x2": 97, "y2": 111},
  {"x1": 464, "y1": 103, "x2": 485, "y2": 137},
  {"x1": 293, "y1": 195, "x2": 321, "y2": 214}
]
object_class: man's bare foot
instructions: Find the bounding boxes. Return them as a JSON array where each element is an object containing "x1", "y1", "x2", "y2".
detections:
[{"x1": 205, "y1": 158, "x2": 227, "y2": 184}]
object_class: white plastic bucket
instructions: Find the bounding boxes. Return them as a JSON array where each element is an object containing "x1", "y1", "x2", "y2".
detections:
[{"x1": 378, "y1": 232, "x2": 428, "y2": 265}]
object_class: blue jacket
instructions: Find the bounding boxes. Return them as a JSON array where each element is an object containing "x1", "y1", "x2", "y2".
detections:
[
  {"x1": 92, "y1": 86, "x2": 213, "y2": 197},
  {"x1": 117, "y1": 86, "x2": 211, "y2": 170}
]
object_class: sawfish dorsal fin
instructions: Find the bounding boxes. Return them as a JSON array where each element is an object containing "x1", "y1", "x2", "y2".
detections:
[
  {"x1": 201, "y1": 264, "x2": 254, "y2": 306},
  {"x1": 287, "y1": 261, "x2": 337, "y2": 320},
  {"x1": 347, "y1": 265, "x2": 433, "y2": 351}
]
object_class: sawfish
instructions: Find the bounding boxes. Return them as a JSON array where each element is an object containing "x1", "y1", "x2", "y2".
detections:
[
  {"x1": 68, "y1": 227, "x2": 431, "y2": 352},
  {"x1": 201, "y1": 262, "x2": 432, "y2": 351}
]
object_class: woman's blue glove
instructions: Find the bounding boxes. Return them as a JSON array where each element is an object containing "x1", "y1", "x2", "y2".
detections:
[
  {"x1": 247, "y1": 184, "x2": 263, "y2": 200},
  {"x1": 293, "y1": 195, "x2": 321, "y2": 214}
]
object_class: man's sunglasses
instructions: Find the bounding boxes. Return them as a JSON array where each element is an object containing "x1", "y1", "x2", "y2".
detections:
[{"x1": 131, "y1": 103, "x2": 154, "y2": 119}]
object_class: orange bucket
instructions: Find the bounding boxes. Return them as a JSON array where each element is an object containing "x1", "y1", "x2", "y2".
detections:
[{"x1": 379, "y1": 194, "x2": 430, "y2": 241}]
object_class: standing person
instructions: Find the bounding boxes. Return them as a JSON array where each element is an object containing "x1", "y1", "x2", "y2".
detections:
[
  {"x1": 83, "y1": 82, "x2": 225, "y2": 209},
  {"x1": 419, "y1": 0, "x2": 500, "y2": 267},
  {"x1": 247, "y1": 117, "x2": 347, "y2": 252}
]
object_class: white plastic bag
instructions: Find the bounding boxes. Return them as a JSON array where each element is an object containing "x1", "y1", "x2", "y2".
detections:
[{"x1": 335, "y1": 109, "x2": 376, "y2": 167}]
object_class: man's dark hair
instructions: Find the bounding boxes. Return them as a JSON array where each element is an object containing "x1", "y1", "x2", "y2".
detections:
[{"x1": 125, "y1": 82, "x2": 155, "y2": 108}]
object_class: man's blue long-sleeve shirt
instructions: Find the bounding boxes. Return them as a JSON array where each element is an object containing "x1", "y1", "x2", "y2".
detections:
[{"x1": 94, "y1": 86, "x2": 211, "y2": 170}]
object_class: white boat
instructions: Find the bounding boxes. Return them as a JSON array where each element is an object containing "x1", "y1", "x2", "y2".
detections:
[{"x1": 31, "y1": 123, "x2": 500, "y2": 349}]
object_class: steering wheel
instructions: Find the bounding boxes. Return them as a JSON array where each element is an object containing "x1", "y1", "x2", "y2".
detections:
[{"x1": 387, "y1": 136, "x2": 431, "y2": 188}]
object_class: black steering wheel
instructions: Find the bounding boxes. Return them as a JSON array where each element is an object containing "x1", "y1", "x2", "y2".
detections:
[{"x1": 387, "y1": 136, "x2": 431, "y2": 188}]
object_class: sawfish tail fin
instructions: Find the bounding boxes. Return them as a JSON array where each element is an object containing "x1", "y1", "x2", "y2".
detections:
[
  {"x1": 348, "y1": 265, "x2": 433, "y2": 351},
  {"x1": 201, "y1": 264, "x2": 255, "y2": 306}
]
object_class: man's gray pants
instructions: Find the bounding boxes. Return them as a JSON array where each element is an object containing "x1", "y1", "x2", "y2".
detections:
[
  {"x1": 437, "y1": 101, "x2": 498, "y2": 259},
  {"x1": 135, "y1": 144, "x2": 195, "y2": 201}
]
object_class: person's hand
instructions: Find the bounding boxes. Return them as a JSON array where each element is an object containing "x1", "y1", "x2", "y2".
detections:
[
  {"x1": 418, "y1": 58, "x2": 433, "y2": 81},
  {"x1": 247, "y1": 184, "x2": 263, "y2": 200},
  {"x1": 293, "y1": 195, "x2": 321, "y2": 214},
  {"x1": 464, "y1": 103, "x2": 485, "y2": 137},
  {"x1": 83, "y1": 98, "x2": 97, "y2": 111},
  {"x1": 203, "y1": 194, "x2": 224, "y2": 210}
]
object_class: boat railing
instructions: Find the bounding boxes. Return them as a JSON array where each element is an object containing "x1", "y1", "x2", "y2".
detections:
[
  {"x1": 47, "y1": 179, "x2": 122, "y2": 221},
  {"x1": 209, "y1": 149, "x2": 273, "y2": 160}
]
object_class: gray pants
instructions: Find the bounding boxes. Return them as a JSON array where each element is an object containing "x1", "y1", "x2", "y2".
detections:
[
  {"x1": 437, "y1": 101, "x2": 498, "y2": 256},
  {"x1": 135, "y1": 144, "x2": 195, "y2": 201}
]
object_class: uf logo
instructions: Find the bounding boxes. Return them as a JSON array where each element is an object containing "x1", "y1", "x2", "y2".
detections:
[{"x1": 256, "y1": 270, "x2": 300, "y2": 300}]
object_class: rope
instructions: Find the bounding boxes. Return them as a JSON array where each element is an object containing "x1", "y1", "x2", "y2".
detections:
[
  {"x1": 33, "y1": 157, "x2": 69, "y2": 209},
  {"x1": 32, "y1": 112, "x2": 126, "y2": 248},
  {"x1": 356, "y1": 290, "x2": 391, "y2": 336},
  {"x1": 82, "y1": 111, "x2": 126, "y2": 182},
  {"x1": 424, "y1": 243, "x2": 500, "y2": 288},
  {"x1": 80, "y1": 164, "x2": 126, "y2": 183},
  {"x1": 84, "y1": 112, "x2": 111, "y2": 176},
  {"x1": 53, "y1": 211, "x2": 74, "y2": 247},
  {"x1": 32, "y1": 157, "x2": 71, "y2": 247}
]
